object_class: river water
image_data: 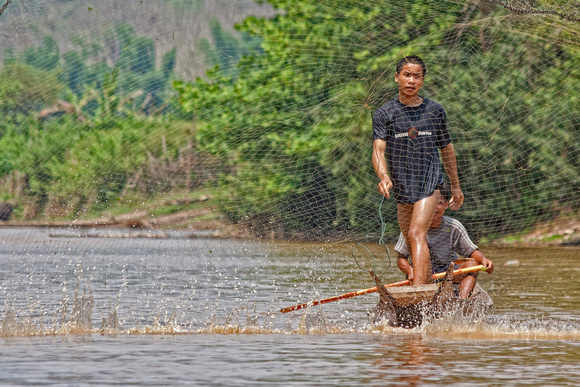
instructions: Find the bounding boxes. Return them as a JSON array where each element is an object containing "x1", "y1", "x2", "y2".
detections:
[{"x1": 0, "y1": 228, "x2": 579, "y2": 385}]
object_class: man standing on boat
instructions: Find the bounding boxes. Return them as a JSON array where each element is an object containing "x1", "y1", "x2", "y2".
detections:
[
  {"x1": 395, "y1": 185, "x2": 495, "y2": 298},
  {"x1": 372, "y1": 55, "x2": 464, "y2": 285}
]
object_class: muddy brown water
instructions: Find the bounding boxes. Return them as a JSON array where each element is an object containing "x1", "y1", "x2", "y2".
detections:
[{"x1": 0, "y1": 228, "x2": 579, "y2": 385}]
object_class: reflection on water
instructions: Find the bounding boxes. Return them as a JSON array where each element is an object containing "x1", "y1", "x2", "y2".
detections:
[
  {"x1": 0, "y1": 228, "x2": 579, "y2": 384},
  {"x1": 372, "y1": 336, "x2": 432, "y2": 386}
]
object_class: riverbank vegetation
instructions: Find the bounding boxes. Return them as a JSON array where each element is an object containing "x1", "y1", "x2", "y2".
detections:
[{"x1": 0, "y1": 1, "x2": 578, "y2": 243}]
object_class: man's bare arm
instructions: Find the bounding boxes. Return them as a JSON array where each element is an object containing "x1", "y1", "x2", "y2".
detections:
[
  {"x1": 469, "y1": 250, "x2": 494, "y2": 274},
  {"x1": 372, "y1": 139, "x2": 393, "y2": 198},
  {"x1": 397, "y1": 253, "x2": 414, "y2": 280},
  {"x1": 440, "y1": 143, "x2": 464, "y2": 209}
]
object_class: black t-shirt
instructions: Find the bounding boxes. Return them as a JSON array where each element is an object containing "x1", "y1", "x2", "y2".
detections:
[{"x1": 373, "y1": 96, "x2": 451, "y2": 204}]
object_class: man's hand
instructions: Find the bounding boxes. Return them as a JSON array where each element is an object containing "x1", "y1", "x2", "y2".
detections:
[
  {"x1": 378, "y1": 174, "x2": 393, "y2": 199},
  {"x1": 481, "y1": 257, "x2": 494, "y2": 274},
  {"x1": 448, "y1": 186, "x2": 464, "y2": 210},
  {"x1": 406, "y1": 267, "x2": 414, "y2": 281},
  {"x1": 398, "y1": 256, "x2": 413, "y2": 281},
  {"x1": 470, "y1": 250, "x2": 494, "y2": 274}
]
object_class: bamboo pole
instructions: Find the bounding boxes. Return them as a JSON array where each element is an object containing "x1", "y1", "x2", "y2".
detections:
[{"x1": 280, "y1": 265, "x2": 486, "y2": 313}]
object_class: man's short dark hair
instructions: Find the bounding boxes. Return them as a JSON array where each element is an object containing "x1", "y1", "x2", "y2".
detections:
[{"x1": 396, "y1": 55, "x2": 426, "y2": 76}]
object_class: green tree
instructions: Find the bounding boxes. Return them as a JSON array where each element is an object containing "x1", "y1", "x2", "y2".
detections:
[
  {"x1": 70, "y1": 35, "x2": 102, "y2": 62},
  {"x1": 22, "y1": 36, "x2": 60, "y2": 71},
  {"x1": 62, "y1": 51, "x2": 87, "y2": 96},
  {"x1": 177, "y1": 0, "x2": 579, "y2": 239},
  {"x1": 195, "y1": 18, "x2": 262, "y2": 79},
  {"x1": 0, "y1": 63, "x2": 62, "y2": 127},
  {"x1": 161, "y1": 48, "x2": 177, "y2": 79},
  {"x1": 3, "y1": 47, "x2": 18, "y2": 66}
]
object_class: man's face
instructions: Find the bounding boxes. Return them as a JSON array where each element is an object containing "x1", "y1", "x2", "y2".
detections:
[{"x1": 395, "y1": 63, "x2": 424, "y2": 99}]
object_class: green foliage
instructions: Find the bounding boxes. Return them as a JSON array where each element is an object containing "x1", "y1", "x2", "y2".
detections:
[
  {"x1": 3, "y1": 47, "x2": 18, "y2": 66},
  {"x1": 123, "y1": 36, "x2": 155, "y2": 75},
  {"x1": 70, "y1": 34, "x2": 102, "y2": 62},
  {"x1": 0, "y1": 63, "x2": 63, "y2": 126},
  {"x1": 7, "y1": 21, "x2": 177, "y2": 118},
  {"x1": 0, "y1": 115, "x2": 193, "y2": 216},
  {"x1": 162, "y1": 48, "x2": 177, "y2": 79},
  {"x1": 178, "y1": 0, "x2": 395, "y2": 234},
  {"x1": 0, "y1": 18, "x2": 185, "y2": 217},
  {"x1": 83, "y1": 61, "x2": 114, "y2": 90},
  {"x1": 62, "y1": 51, "x2": 87, "y2": 95},
  {"x1": 0, "y1": 1, "x2": 577, "y2": 239},
  {"x1": 425, "y1": 19, "x2": 580, "y2": 236},
  {"x1": 177, "y1": 0, "x2": 580, "y2": 238},
  {"x1": 195, "y1": 18, "x2": 262, "y2": 79},
  {"x1": 22, "y1": 36, "x2": 61, "y2": 71}
]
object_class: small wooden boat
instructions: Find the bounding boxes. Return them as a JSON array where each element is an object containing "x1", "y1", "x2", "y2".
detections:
[{"x1": 368, "y1": 263, "x2": 493, "y2": 328}]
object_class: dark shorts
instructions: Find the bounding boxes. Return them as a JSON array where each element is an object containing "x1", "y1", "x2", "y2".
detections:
[{"x1": 396, "y1": 185, "x2": 443, "y2": 205}]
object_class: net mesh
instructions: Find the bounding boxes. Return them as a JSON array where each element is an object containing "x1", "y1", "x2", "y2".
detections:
[{"x1": 0, "y1": 0, "x2": 578, "y2": 334}]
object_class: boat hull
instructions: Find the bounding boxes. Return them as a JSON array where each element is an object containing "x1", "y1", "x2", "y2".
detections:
[{"x1": 368, "y1": 264, "x2": 493, "y2": 328}]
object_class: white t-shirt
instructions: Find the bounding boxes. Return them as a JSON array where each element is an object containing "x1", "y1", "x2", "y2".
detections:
[{"x1": 394, "y1": 216, "x2": 478, "y2": 274}]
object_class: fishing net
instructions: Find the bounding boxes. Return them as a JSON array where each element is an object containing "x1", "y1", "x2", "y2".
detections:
[{"x1": 0, "y1": 0, "x2": 578, "y2": 334}]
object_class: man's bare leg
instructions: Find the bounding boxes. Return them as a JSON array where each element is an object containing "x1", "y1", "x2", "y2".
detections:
[
  {"x1": 397, "y1": 191, "x2": 440, "y2": 285},
  {"x1": 455, "y1": 261, "x2": 479, "y2": 299}
]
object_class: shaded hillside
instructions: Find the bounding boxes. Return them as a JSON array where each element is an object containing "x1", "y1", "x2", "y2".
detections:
[{"x1": 0, "y1": 0, "x2": 276, "y2": 80}]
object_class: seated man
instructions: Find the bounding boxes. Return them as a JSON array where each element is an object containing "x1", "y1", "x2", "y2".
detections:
[{"x1": 395, "y1": 185, "x2": 494, "y2": 298}]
